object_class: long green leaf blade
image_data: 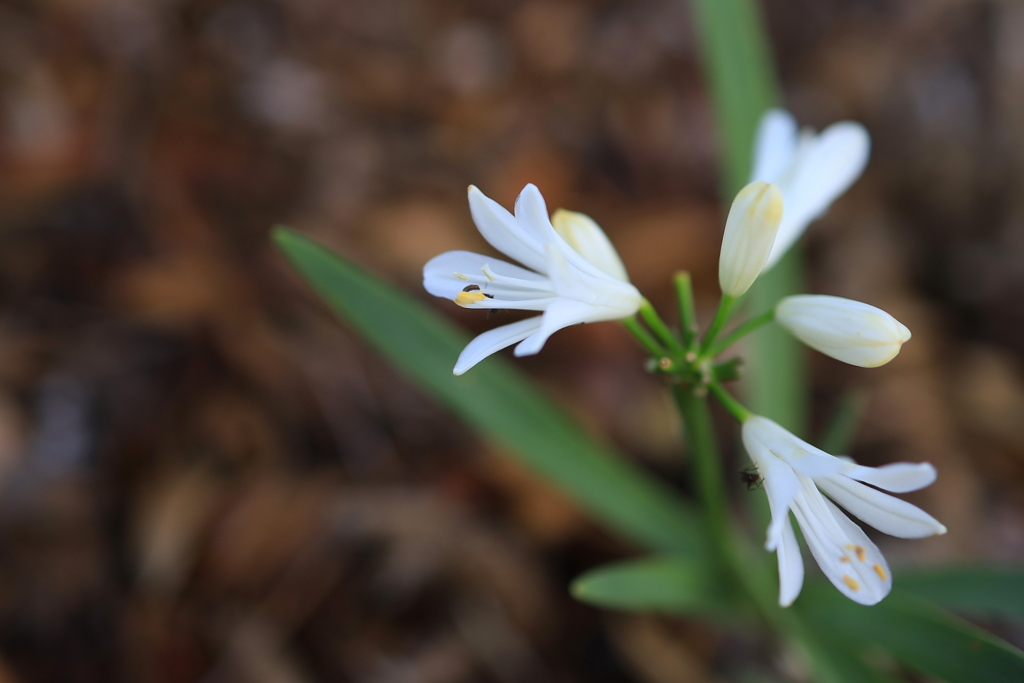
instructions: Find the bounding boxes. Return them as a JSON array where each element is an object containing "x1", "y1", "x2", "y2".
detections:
[
  {"x1": 571, "y1": 556, "x2": 736, "y2": 618},
  {"x1": 690, "y1": 0, "x2": 807, "y2": 436},
  {"x1": 274, "y1": 228, "x2": 705, "y2": 554},
  {"x1": 897, "y1": 567, "x2": 1024, "y2": 621},
  {"x1": 798, "y1": 584, "x2": 1024, "y2": 682}
]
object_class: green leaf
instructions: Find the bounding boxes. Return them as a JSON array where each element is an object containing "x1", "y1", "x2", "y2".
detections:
[
  {"x1": 688, "y1": 0, "x2": 807, "y2": 437},
  {"x1": 798, "y1": 583, "x2": 1024, "y2": 683},
  {"x1": 897, "y1": 567, "x2": 1024, "y2": 621},
  {"x1": 273, "y1": 228, "x2": 705, "y2": 555},
  {"x1": 571, "y1": 556, "x2": 736, "y2": 618}
]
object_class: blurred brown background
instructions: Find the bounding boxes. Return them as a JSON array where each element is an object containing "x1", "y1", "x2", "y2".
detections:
[{"x1": 0, "y1": 0, "x2": 1020, "y2": 681}]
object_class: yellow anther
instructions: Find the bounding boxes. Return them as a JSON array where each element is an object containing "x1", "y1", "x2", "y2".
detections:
[
  {"x1": 455, "y1": 291, "x2": 488, "y2": 306},
  {"x1": 453, "y1": 272, "x2": 469, "y2": 281},
  {"x1": 873, "y1": 564, "x2": 888, "y2": 581},
  {"x1": 842, "y1": 575, "x2": 860, "y2": 592},
  {"x1": 855, "y1": 546, "x2": 867, "y2": 562}
]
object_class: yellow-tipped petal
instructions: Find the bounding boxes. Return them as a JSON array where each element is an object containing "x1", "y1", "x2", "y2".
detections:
[{"x1": 718, "y1": 181, "x2": 784, "y2": 297}]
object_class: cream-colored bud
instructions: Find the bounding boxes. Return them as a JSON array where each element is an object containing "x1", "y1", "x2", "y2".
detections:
[
  {"x1": 552, "y1": 209, "x2": 630, "y2": 282},
  {"x1": 718, "y1": 181, "x2": 784, "y2": 297},
  {"x1": 775, "y1": 295, "x2": 912, "y2": 367}
]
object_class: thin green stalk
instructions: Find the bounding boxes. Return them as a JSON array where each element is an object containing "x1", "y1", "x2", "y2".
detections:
[
  {"x1": 708, "y1": 381, "x2": 752, "y2": 422},
  {"x1": 622, "y1": 316, "x2": 666, "y2": 358},
  {"x1": 701, "y1": 294, "x2": 736, "y2": 353},
  {"x1": 639, "y1": 299, "x2": 683, "y2": 355},
  {"x1": 674, "y1": 272, "x2": 699, "y2": 352},
  {"x1": 706, "y1": 308, "x2": 775, "y2": 359},
  {"x1": 672, "y1": 385, "x2": 732, "y2": 553}
]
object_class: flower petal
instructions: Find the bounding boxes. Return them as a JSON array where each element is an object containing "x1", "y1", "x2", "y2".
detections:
[
  {"x1": 423, "y1": 250, "x2": 548, "y2": 300},
  {"x1": 742, "y1": 422, "x2": 801, "y2": 551},
  {"x1": 815, "y1": 474, "x2": 947, "y2": 539},
  {"x1": 551, "y1": 209, "x2": 630, "y2": 282},
  {"x1": 764, "y1": 121, "x2": 870, "y2": 270},
  {"x1": 792, "y1": 483, "x2": 891, "y2": 605},
  {"x1": 513, "y1": 298, "x2": 607, "y2": 357},
  {"x1": 750, "y1": 109, "x2": 798, "y2": 184},
  {"x1": 842, "y1": 462, "x2": 937, "y2": 493},
  {"x1": 776, "y1": 515, "x2": 805, "y2": 607},
  {"x1": 743, "y1": 416, "x2": 846, "y2": 479},
  {"x1": 453, "y1": 316, "x2": 544, "y2": 375},
  {"x1": 543, "y1": 243, "x2": 641, "y2": 316},
  {"x1": 468, "y1": 186, "x2": 547, "y2": 273}
]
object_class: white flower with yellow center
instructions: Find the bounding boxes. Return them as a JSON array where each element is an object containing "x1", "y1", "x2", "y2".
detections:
[
  {"x1": 751, "y1": 109, "x2": 870, "y2": 271},
  {"x1": 423, "y1": 184, "x2": 641, "y2": 375},
  {"x1": 742, "y1": 415, "x2": 946, "y2": 607}
]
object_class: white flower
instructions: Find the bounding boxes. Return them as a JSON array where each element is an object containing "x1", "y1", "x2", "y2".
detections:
[
  {"x1": 423, "y1": 184, "x2": 641, "y2": 375},
  {"x1": 751, "y1": 109, "x2": 870, "y2": 271},
  {"x1": 775, "y1": 295, "x2": 912, "y2": 368},
  {"x1": 742, "y1": 415, "x2": 946, "y2": 607},
  {"x1": 718, "y1": 181, "x2": 784, "y2": 298}
]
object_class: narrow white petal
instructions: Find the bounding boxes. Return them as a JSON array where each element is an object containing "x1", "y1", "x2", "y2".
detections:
[
  {"x1": 513, "y1": 299, "x2": 605, "y2": 357},
  {"x1": 455, "y1": 296, "x2": 560, "y2": 311},
  {"x1": 843, "y1": 462, "x2": 937, "y2": 493},
  {"x1": 775, "y1": 295, "x2": 911, "y2": 368},
  {"x1": 816, "y1": 475, "x2": 947, "y2": 539},
  {"x1": 544, "y1": 243, "x2": 641, "y2": 316},
  {"x1": 742, "y1": 422, "x2": 801, "y2": 551},
  {"x1": 776, "y1": 516, "x2": 805, "y2": 607},
  {"x1": 552, "y1": 209, "x2": 630, "y2": 282},
  {"x1": 718, "y1": 181, "x2": 784, "y2": 297},
  {"x1": 423, "y1": 250, "x2": 547, "y2": 300},
  {"x1": 468, "y1": 186, "x2": 547, "y2": 273},
  {"x1": 453, "y1": 317, "x2": 544, "y2": 375},
  {"x1": 792, "y1": 484, "x2": 891, "y2": 605},
  {"x1": 513, "y1": 184, "x2": 556, "y2": 244},
  {"x1": 743, "y1": 416, "x2": 846, "y2": 479},
  {"x1": 750, "y1": 109, "x2": 798, "y2": 184},
  {"x1": 763, "y1": 122, "x2": 870, "y2": 270}
]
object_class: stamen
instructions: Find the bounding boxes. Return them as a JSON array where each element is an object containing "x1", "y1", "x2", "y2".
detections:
[
  {"x1": 453, "y1": 272, "x2": 469, "y2": 281},
  {"x1": 481, "y1": 266, "x2": 496, "y2": 282},
  {"x1": 455, "y1": 291, "x2": 488, "y2": 306},
  {"x1": 845, "y1": 544, "x2": 867, "y2": 563},
  {"x1": 842, "y1": 575, "x2": 860, "y2": 592},
  {"x1": 873, "y1": 564, "x2": 887, "y2": 581}
]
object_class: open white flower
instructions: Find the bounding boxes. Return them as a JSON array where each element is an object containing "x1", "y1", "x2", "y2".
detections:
[
  {"x1": 775, "y1": 295, "x2": 912, "y2": 368},
  {"x1": 742, "y1": 415, "x2": 946, "y2": 607},
  {"x1": 423, "y1": 184, "x2": 641, "y2": 375},
  {"x1": 751, "y1": 109, "x2": 870, "y2": 271}
]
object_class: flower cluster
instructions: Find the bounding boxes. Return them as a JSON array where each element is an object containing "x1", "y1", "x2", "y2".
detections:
[{"x1": 422, "y1": 109, "x2": 944, "y2": 608}]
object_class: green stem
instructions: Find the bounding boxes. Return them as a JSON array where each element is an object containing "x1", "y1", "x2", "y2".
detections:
[
  {"x1": 674, "y1": 272, "x2": 699, "y2": 352},
  {"x1": 639, "y1": 299, "x2": 683, "y2": 355},
  {"x1": 708, "y1": 381, "x2": 753, "y2": 422},
  {"x1": 706, "y1": 308, "x2": 775, "y2": 359},
  {"x1": 701, "y1": 294, "x2": 736, "y2": 353},
  {"x1": 672, "y1": 385, "x2": 732, "y2": 554},
  {"x1": 622, "y1": 316, "x2": 667, "y2": 358}
]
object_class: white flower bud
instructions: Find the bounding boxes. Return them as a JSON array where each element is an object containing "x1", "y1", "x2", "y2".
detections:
[
  {"x1": 718, "y1": 181, "x2": 784, "y2": 297},
  {"x1": 775, "y1": 295, "x2": 911, "y2": 368},
  {"x1": 551, "y1": 209, "x2": 629, "y2": 282}
]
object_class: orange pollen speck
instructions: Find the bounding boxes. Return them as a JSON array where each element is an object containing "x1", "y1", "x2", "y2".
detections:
[
  {"x1": 874, "y1": 564, "x2": 888, "y2": 581},
  {"x1": 854, "y1": 546, "x2": 867, "y2": 562},
  {"x1": 842, "y1": 575, "x2": 860, "y2": 592},
  {"x1": 839, "y1": 556, "x2": 850, "y2": 563}
]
